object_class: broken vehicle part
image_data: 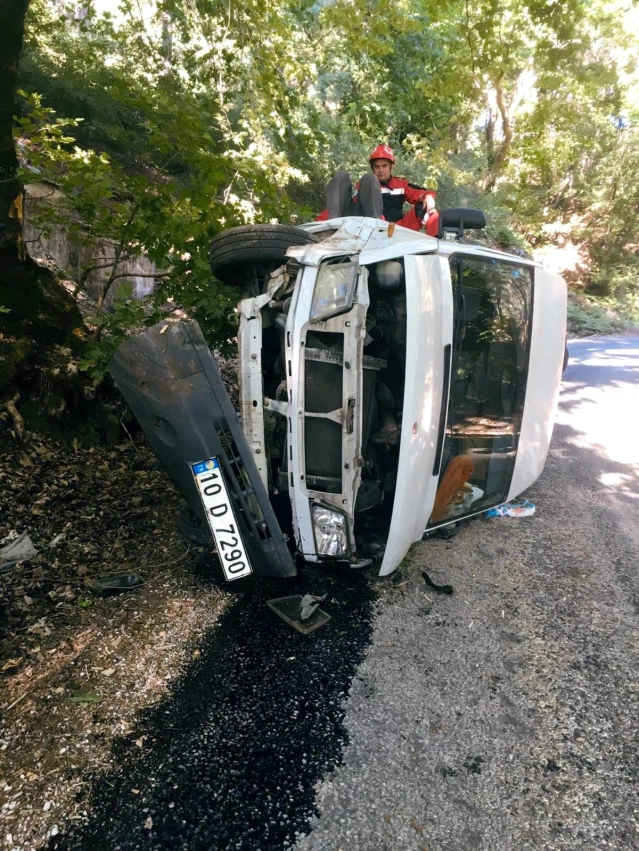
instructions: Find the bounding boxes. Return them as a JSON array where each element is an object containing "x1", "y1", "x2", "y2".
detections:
[
  {"x1": 421, "y1": 570, "x2": 454, "y2": 596},
  {"x1": 109, "y1": 321, "x2": 296, "y2": 579},
  {"x1": 266, "y1": 595, "x2": 331, "y2": 634},
  {"x1": 0, "y1": 532, "x2": 38, "y2": 568},
  {"x1": 87, "y1": 573, "x2": 143, "y2": 596},
  {"x1": 299, "y1": 593, "x2": 328, "y2": 620}
]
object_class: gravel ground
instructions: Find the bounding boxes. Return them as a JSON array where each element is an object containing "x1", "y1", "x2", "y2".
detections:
[{"x1": 296, "y1": 336, "x2": 639, "y2": 851}]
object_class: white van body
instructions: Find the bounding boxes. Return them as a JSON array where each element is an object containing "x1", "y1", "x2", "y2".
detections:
[{"x1": 237, "y1": 217, "x2": 567, "y2": 576}]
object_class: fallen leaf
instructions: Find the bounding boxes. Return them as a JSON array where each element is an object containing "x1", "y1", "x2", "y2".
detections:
[
  {"x1": 192, "y1": 649, "x2": 201, "y2": 659},
  {"x1": 410, "y1": 818, "x2": 424, "y2": 834},
  {"x1": 1, "y1": 657, "x2": 24, "y2": 672},
  {"x1": 27, "y1": 619, "x2": 51, "y2": 637},
  {"x1": 69, "y1": 691, "x2": 102, "y2": 705},
  {"x1": 102, "y1": 668, "x2": 115, "y2": 677}
]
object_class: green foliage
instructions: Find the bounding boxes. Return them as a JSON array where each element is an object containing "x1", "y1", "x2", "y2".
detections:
[
  {"x1": 78, "y1": 285, "x2": 162, "y2": 380},
  {"x1": 566, "y1": 291, "x2": 629, "y2": 337},
  {"x1": 14, "y1": 0, "x2": 639, "y2": 366}
]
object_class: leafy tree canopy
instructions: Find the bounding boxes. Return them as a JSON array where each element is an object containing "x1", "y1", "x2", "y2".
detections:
[{"x1": 14, "y1": 0, "x2": 639, "y2": 371}]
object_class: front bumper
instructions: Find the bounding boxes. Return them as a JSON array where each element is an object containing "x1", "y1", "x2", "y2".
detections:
[{"x1": 109, "y1": 320, "x2": 297, "y2": 579}]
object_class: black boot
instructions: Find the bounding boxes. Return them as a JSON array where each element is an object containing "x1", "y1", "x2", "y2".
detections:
[
  {"x1": 356, "y1": 172, "x2": 384, "y2": 219},
  {"x1": 326, "y1": 169, "x2": 355, "y2": 218}
]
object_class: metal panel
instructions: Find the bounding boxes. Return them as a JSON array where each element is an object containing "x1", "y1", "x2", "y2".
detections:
[
  {"x1": 507, "y1": 267, "x2": 566, "y2": 499},
  {"x1": 379, "y1": 255, "x2": 453, "y2": 576},
  {"x1": 109, "y1": 320, "x2": 296, "y2": 579},
  {"x1": 286, "y1": 265, "x2": 371, "y2": 560}
]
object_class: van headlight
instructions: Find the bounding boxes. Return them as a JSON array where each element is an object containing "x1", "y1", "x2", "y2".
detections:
[
  {"x1": 311, "y1": 503, "x2": 350, "y2": 557},
  {"x1": 310, "y1": 260, "x2": 357, "y2": 322}
]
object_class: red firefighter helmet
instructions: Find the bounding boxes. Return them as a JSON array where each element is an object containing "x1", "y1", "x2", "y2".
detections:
[{"x1": 369, "y1": 144, "x2": 395, "y2": 165}]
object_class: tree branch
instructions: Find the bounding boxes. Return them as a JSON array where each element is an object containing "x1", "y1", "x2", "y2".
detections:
[
  {"x1": 463, "y1": 0, "x2": 476, "y2": 76},
  {"x1": 106, "y1": 271, "x2": 169, "y2": 283}
]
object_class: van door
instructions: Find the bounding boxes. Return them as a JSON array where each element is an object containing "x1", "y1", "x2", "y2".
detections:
[{"x1": 426, "y1": 254, "x2": 534, "y2": 528}]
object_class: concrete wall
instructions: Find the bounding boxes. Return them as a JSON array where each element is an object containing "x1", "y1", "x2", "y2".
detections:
[{"x1": 23, "y1": 182, "x2": 158, "y2": 305}]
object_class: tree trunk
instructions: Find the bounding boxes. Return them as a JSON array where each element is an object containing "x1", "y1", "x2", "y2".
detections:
[
  {"x1": 483, "y1": 77, "x2": 518, "y2": 192},
  {"x1": 0, "y1": 0, "x2": 88, "y2": 430},
  {"x1": 0, "y1": 0, "x2": 29, "y2": 255}
]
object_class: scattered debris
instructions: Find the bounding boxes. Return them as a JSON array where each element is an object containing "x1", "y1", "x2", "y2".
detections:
[
  {"x1": 48, "y1": 532, "x2": 67, "y2": 548},
  {"x1": 347, "y1": 556, "x2": 373, "y2": 569},
  {"x1": 300, "y1": 593, "x2": 327, "y2": 620},
  {"x1": 436, "y1": 522, "x2": 460, "y2": 540},
  {"x1": 266, "y1": 595, "x2": 331, "y2": 634},
  {"x1": 0, "y1": 532, "x2": 38, "y2": 568},
  {"x1": 87, "y1": 573, "x2": 144, "y2": 596},
  {"x1": 69, "y1": 691, "x2": 103, "y2": 705},
  {"x1": 409, "y1": 816, "x2": 424, "y2": 834},
  {"x1": 0, "y1": 429, "x2": 230, "y2": 851},
  {"x1": 485, "y1": 499, "x2": 536, "y2": 518},
  {"x1": 421, "y1": 570, "x2": 454, "y2": 596}
]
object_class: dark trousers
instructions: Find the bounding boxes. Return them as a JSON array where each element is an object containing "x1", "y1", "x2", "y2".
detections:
[{"x1": 326, "y1": 170, "x2": 384, "y2": 219}]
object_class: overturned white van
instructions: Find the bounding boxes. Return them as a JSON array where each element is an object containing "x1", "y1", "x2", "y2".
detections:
[{"x1": 111, "y1": 210, "x2": 567, "y2": 580}]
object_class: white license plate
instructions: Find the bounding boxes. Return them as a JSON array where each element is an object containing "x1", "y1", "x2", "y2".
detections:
[{"x1": 191, "y1": 458, "x2": 252, "y2": 582}]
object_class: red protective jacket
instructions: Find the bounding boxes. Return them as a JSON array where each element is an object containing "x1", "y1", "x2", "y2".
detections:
[{"x1": 318, "y1": 176, "x2": 439, "y2": 236}]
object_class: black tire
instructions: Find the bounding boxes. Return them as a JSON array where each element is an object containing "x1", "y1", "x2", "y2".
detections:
[
  {"x1": 563, "y1": 344, "x2": 569, "y2": 373},
  {"x1": 209, "y1": 224, "x2": 319, "y2": 287}
]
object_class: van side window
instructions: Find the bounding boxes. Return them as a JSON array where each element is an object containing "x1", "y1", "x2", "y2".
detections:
[{"x1": 428, "y1": 255, "x2": 534, "y2": 526}]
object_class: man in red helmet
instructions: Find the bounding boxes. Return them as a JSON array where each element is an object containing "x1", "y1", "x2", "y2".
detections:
[{"x1": 317, "y1": 144, "x2": 439, "y2": 236}]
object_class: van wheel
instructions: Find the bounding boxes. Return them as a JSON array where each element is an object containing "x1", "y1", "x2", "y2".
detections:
[
  {"x1": 209, "y1": 224, "x2": 319, "y2": 288},
  {"x1": 563, "y1": 344, "x2": 569, "y2": 373}
]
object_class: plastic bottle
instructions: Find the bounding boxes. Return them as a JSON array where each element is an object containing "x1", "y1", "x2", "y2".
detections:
[{"x1": 484, "y1": 499, "x2": 536, "y2": 518}]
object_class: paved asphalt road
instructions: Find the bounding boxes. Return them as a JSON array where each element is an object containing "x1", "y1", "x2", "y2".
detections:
[
  {"x1": 296, "y1": 335, "x2": 639, "y2": 851},
  {"x1": 50, "y1": 335, "x2": 639, "y2": 851}
]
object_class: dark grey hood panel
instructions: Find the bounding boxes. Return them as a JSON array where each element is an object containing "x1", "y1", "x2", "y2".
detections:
[{"x1": 109, "y1": 320, "x2": 296, "y2": 579}]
